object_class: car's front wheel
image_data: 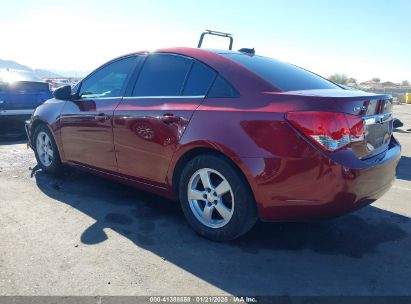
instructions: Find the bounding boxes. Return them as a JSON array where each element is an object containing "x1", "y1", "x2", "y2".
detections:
[
  {"x1": 33, "y1": 124, "x2": 62, "y2": 174},
  {"x1": 179, "y1": 154, "x2": 258, "y2": 241}
]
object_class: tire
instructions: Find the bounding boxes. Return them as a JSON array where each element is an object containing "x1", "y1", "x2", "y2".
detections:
[
  {"x1": 179, "y1": 154, "x2": 258, "y2": 241},
  {"x1": 33, "y1": 124, "x2": 62, "y2": 174}
]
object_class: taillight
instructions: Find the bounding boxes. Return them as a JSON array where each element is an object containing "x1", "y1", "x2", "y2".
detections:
[
  {"x1": 286, "y1": 111, "x2": 364, "y2": 152},
  {"x1": 345, "y1": 114, "x2": 365, "y2": 143}
]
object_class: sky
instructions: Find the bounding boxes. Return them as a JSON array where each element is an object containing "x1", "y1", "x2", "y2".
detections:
[{"x1": 0, "y1": 0, "x2": 410, "y2": 82}]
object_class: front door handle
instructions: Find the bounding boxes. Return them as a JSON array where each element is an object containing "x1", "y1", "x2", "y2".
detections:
[
  {"x1": 160, "y1": 113, "x2": 180, "y2": 124},
  {"x1": 94, "y1": 113, "x2": 109, "y2": 122}
]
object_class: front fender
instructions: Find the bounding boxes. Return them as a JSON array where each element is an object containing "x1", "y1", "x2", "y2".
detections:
[{"x1": 29, "y1": 98, "x2": 67, "y2": 160}]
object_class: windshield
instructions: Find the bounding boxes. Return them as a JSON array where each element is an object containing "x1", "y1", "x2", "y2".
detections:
[{"x1": 221, "y1": 53, "x2": 341, "y2": 92}]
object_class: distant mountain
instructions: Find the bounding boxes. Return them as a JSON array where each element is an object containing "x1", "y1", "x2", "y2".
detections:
[
  {"x1": 33, "y1": 69, "x2": 62, "y2": 78},
  {"x1": 0, "y1": 58, "x2": 86, "y2": 79},
  {"x1": 0, "y1": 59, "x2": 32, "y2": 72},
  {"x1": 48, "y1": 69, "x2": 88, "y2": 78}
]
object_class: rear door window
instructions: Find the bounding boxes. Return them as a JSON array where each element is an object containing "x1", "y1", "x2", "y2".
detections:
[
  {"x1": 207, "y1": 75, "x2": 239, "y2": 98},
  {"x1": 132, "y1": 54, "x2": 192, "y2": 96},
  {"x1": 182, "y1": 61, "x2": 216, "y2": 96}
]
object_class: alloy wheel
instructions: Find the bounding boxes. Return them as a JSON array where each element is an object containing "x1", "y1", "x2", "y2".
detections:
[
  {"x1": 36, "y1": 131, "x2": 54, "y2": 167},
  {"x1": 187, "y1": 168, "x2": 234, "y2": 228}
]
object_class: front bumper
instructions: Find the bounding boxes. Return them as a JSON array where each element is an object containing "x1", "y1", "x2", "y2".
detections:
[
  {"x1": 239, "y1": 138, "x2": 401, "y2": 221},
  {"x1": 25, "y1": 120, "x2": 33, "y2": 148}
]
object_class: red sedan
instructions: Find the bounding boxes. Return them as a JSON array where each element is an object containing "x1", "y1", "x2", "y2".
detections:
[{"x1": 27, "y1": 47, "x2": 401, "y2": 240}]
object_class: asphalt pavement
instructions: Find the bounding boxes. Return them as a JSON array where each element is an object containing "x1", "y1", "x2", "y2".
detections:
[{"x1": 0, "y1": 104, "x2": 410, "y2": 296}]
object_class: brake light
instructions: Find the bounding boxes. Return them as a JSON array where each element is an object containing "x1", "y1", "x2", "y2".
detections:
[
  {"x1": 286, "y1": 111, "x2": 364, "y2": 152},
  {"x1": 345, "y1": 114, "x2": 365, "y2": 143}
]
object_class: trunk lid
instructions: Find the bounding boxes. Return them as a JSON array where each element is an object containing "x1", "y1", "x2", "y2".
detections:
[{"x1": 286, "y1": 89, "x2": 394, "y2": 159}]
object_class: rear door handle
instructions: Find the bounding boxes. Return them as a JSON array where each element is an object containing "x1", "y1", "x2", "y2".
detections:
[
  {"x1": 94, "y1": 113, "x2": 110, "y2": 121},
  {"x1": 160, "y1": 113, "x2": 180, "y2": 124}
]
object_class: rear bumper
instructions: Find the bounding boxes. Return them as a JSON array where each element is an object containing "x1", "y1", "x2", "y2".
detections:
[{"x1": 239, "y1": 137, "x2": 401, "y2": 221}]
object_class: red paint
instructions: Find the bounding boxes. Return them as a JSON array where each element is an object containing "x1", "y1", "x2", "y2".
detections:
[
  {"x1": 59, "y1": 97, "x2": 122, "y2": 172},
  {"x1": 29, "y1": 47, "x2": 401, "y2": 221},
  {"x1": 113, "y1": 97, "x2": 201, "y2": 186}
]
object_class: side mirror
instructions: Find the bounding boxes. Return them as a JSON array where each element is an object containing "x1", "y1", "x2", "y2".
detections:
[{"x1": 53, "y1": 85, "x2": 72, "y2": 100}]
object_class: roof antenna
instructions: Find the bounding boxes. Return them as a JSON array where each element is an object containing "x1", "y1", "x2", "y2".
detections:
[{"x1": 238, "y1": 48, "x2": 255, "y2": 56}]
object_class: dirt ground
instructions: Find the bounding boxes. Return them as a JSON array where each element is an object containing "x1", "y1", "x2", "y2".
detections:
[{"x1": 0, "y1": 104, "x2": 410, "y2": 296}]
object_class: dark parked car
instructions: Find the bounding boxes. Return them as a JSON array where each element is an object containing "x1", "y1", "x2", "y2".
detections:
[
  {"x1": 26, "y1": 47, "x2": 401, "y2": 240},
  {"x1": 0, "y1": 69, "x2": 52, "y2": 137}
]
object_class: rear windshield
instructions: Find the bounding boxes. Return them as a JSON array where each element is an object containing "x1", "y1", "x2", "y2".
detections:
[{"x1": 221, "y1": 53, "x2": 341, "y2": 92}]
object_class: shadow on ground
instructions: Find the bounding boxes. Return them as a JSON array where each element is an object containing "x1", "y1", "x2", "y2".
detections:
[
  {"x1": 393, "y1": 129, "x2": 411, "y2": 134},
  {"x1": 33, "y1": 166, "x2": 411, "y2": 295},
  {"x1": 397, "y1": 156, "x2": 411, "y2": 181},
  {"x1": 0, "y1": 136, "x2": 27, "y2": 146}
]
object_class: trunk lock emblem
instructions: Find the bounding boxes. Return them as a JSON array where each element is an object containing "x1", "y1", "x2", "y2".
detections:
[
  {"x1": 353, "y1": 105, "x2": 367, "y2": 112},
  {"x1": 377, "y1": 116, "x2": 384, "y2": 124}
]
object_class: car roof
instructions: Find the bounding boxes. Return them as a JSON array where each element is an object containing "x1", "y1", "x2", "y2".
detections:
[
  {"x1": 109, "y1": 47, "x2": 277, "y2": 95},
  {"x1": 127, "y1": 47, "x2": 242, "y2": 56}
]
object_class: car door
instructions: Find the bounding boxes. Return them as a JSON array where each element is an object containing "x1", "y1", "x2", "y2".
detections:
[
  {"x1": 60, "y1": 55, "x2": 140, "y2": 171},
  {"x1": 113, "y1": 53, "x2": 217, "y2": 186}
]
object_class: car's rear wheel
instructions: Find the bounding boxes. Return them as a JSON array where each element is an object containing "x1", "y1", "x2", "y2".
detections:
[
  {"x1": 33, "y1": 124, "x2": 62, "y2": 174},
  {"x1": 179, "y1": 154, "x2": 258, "y2": 241}
]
